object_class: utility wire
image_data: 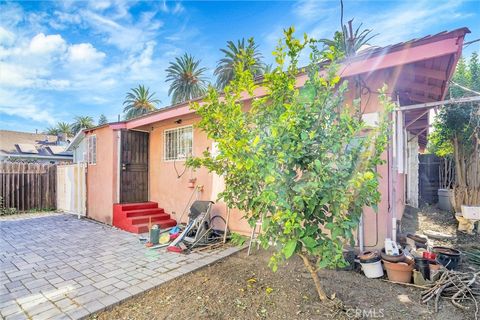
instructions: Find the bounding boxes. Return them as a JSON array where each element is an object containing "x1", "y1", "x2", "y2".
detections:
[
  {"x1": 450, "y1": 81, "x2": 480, "y2": 96},
  {"x1": 463, "y1": 38, "x2": 480, "y2": 47}
]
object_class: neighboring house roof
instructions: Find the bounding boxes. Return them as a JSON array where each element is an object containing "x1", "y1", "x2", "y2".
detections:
[
  {"x1": 0, "y1": 130, "x2": 73, "y2": 160},
  {"x1": 66, "y1": 129, "x2": 86, "y2": 151}
]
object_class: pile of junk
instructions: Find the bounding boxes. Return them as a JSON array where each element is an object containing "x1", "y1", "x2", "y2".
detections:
[
  {"x1": 140, "y1": 200, "x2": 228, "y2": 253},
  {"x1": 358, "y1": 235, "x2": 462, "y2": 284},
  {"x1": 357, "y1": 235, "x2": 480, "y2": 314}
]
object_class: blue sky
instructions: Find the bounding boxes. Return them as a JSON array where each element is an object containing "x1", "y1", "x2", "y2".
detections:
[{"x1": 0, "y1": 0, "x2": 479, "y2": 132}]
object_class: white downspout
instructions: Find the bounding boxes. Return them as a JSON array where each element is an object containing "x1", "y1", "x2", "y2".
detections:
[
  {"x1": 116, "y1": 130, "x2": 121, "y2": 203},
  {"x1": 391, "y1": 109, "x2": 399, "y2": 243},
  {"x1": 77, "y1": 162, "x2": 81, "y2": 219},
  {"x1": 358, "y1": 214, "x2": 365, "y2": 252}
]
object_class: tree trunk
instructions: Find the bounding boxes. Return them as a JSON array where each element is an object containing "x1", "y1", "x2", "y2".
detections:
[{"x1": 298, "y1": 253, "x2": 328, "y2": 301}]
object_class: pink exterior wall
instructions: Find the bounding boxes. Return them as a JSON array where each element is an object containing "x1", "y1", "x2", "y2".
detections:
[
  {"x1": 86, "y1": 126, "x2": 118, "y2": 224},
  {"x1": 143, "y1": 68, "x2": 406, "y2": 244},
  {"x1": 342, "y1": 68, "x2": 406, "y2": 247},
  {"x1": 83, "y1": 68, "x2": 409, "y2": 247},
  {"x1": 147, "y1": 115, "x2": 251, "y2": 234}
]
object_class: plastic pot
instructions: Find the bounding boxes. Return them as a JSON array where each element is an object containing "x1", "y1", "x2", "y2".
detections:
[
  {"x1": 383, "y1": 260, "x2": 413, "y2": 283},
  {"x1": 414, "y1": 257, "x2": 431, "y2": 281},
  {"x1": 438, "y1": 189, "x2": 453, "y2": 212},
  {"x1": 359, "y1": 252, "x2": 384, "y2": 279},
  {"x1": 381, "y1": 248, "x2": 406, "y2": 263},
  {"x1": 432, "y1": 246, "x2": 461, "y2": 270}
]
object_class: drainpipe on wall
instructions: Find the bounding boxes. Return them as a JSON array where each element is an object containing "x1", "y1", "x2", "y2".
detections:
[
  {"x1": 116, "y1": 130, "x2": 121, "y2": 203},
  {"x1": 358, "y1": 213, "x2": 365, "y2": 252},
  {"x1": 391, "y1": 109, "x2": 399, "y2": 243},
  {"x1": 77, "y1": 162, "x2": 81, "y2": 219}
]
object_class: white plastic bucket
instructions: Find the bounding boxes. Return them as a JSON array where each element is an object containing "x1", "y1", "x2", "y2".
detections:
[{"x1": 360, "y1": 260, "x2": 384, "y2": 278}]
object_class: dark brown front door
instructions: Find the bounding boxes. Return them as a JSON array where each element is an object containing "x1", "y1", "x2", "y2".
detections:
[{"x1": 120, "y1": 130, "x2": 149, "y2": 203}]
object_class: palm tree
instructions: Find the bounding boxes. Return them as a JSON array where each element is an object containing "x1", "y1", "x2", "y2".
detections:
[
  {"x1": 98, "y1": 114, "x2": 108, "y2": 125},
  {"x1": 45, "y1": 126, "x2": 59, "y2": 136},
  {"x1": 165, "y1": 53, "x2": 208, "y2": 104},
  {"x1": 320, "y1": 20, "x2": 377, "y2": 58},
  {"x1": 71, "y1": 115, "x2": 94, "y2": 135},
  {"x1": 263, "y1": 63, "x2": 274, "y2": 74},
  {"x1": 214, "y1": 37, "x2": 264, "y2": 90},
  {"x1": 56, "y1": 122, "x2": 72, "y2": 137},
  {"x1": 123, "y1": 85, "x2": 160, "y2": 120}
]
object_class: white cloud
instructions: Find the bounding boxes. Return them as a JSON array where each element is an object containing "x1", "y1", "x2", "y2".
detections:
[
  {"x1": 89, "y1": 0, "x2": 112, "y2": 11},
  {"x1": 0, "y1": 2, "x2": 23, "y2": 28},
  {"x1": 0, "y1": 61, "x2": 71, "y2": 89},
  {"x1": 129, "y1": 41, "x2": 155, "y2": 77},
  {"x1": 158, "y1": 1, "x2": 184, "y2": 14},
  {"x1": 365, "y1": 0, "x2": 467, "y2": 45},
  {"x1": 83, "y1": 10, "x2": 162, "y2": 51},
  {"x1": 293, "y1": 0, "x2": 335, "y2": 22},
  {"x1": 67, "y1": 43, "x2": 106, "y2": 64},
  {"x1": 0, "y1": 27, "x2": 15, "y2": 45},
  {"x1": 0, "y1": 62, "x2": 42, "y2": 87},
  {"x1": 172, "y1": 2, "x2": 185, "y2": 14},
  {"x1": 0, "y1": 32, "x2": 105, "y2": 89},
  {"x1": 29, "y1": 33, "x2": 66, "y2": 55},
  {"x1": 0, "y1": 88, "x2": 57, "y2": 125}
]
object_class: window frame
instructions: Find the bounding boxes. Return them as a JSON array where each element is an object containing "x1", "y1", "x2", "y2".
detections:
[
  {"x1": 87, "y1": 134, "x2": 97, "y2": 165},
  {"x1": 163, "y1": 125, "x2": 194, "y2": 162}
]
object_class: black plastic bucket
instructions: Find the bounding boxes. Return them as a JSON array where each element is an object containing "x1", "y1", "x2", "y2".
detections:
[
  {"x1": 415, "y1": 257, "x2": 431, "y2": 280},
  {"x1": 432, "y1": 247, "x2": 461, "y2": 270}
]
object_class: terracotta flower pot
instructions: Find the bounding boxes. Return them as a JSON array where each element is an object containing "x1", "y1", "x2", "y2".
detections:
[
  {"x1": 381, "y1": 248, "x2": 406, "y2": 263},
  {"x1": 383, "y1": 260, "x2": 413, "y2": 283}
]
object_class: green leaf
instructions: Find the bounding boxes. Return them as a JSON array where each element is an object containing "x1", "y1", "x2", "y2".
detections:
[
  {"x1": 301, "y1": 236, "x2": 317, "y2": 250},
  {"x1": 284, "y1": 240, "x2": 297, "y2": 259},
  {"x1": 265, "y1": 175, "x2": 276, "y2": 183}
]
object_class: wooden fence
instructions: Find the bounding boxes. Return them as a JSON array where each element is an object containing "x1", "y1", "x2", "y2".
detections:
[{"x1": 0, "y1": 162, "x2": 57, "y2": 211}]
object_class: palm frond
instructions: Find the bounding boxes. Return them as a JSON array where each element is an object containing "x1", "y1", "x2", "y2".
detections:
[
  {"x1": 123, "y1": 85, "x2": 160, "y2": 120},
  {"x1": 71, "y1": 115, "x2": 94, "y2": 135},
  {"x1": 214, "y1": 37, "x2": 264, "y2": 90},
  {"x1": 319, "y1": 20, "x2": 377, "y2": 58},
  {"x1": 165, "y1": 53, "x2": 209, "y2": 104}
]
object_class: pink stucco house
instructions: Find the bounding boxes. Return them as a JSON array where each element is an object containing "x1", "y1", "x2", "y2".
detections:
[{"x1": 83, "y1": 28, "x2": 469, "y2": 250}]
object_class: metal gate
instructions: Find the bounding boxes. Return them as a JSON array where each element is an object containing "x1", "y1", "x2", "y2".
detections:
[
  {"x1": 57, "y1": 163, "x2": 87, "y2": 216},
  {"x1": 120, "y1": 130, "x2": 149, "y2": 203},
  {"x1": 418, "y1": 154, "x2": 441, "y2": 205}
]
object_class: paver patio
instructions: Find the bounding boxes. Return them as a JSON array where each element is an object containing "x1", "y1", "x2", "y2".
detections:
[{"x1": 0, "y1": 214, "x2": 240, "y2": 320}]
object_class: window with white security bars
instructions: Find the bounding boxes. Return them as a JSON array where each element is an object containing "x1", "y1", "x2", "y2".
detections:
[
  {"x1": 87, "y1": 135, "x2": 96, "y2": 164},
  {"x1": 164, "y1": 126, "x2": 193, "y2": 161}
]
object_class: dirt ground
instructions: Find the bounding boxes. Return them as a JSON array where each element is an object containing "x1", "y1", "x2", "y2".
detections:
[{"x1": 93, "y1": 206, "x2": 478, "y2": 320}]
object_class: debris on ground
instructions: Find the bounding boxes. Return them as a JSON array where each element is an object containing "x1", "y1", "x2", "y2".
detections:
[{"x1": 422, "y1": 270, "x2": 479, "y2": 317}]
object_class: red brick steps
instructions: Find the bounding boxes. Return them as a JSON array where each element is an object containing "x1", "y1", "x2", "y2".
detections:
[{"x1": 113, "y1": 202, "x2": 177, "y2": 234}]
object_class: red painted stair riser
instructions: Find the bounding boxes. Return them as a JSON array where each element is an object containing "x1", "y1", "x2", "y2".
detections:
[{"x1": 113, "y1": 202, "x2": 177, "y2": 234}]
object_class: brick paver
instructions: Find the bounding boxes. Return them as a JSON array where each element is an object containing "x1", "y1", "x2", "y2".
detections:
[{"x1": 0, "y1": 214, "x2": 240, "y2": 319}]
